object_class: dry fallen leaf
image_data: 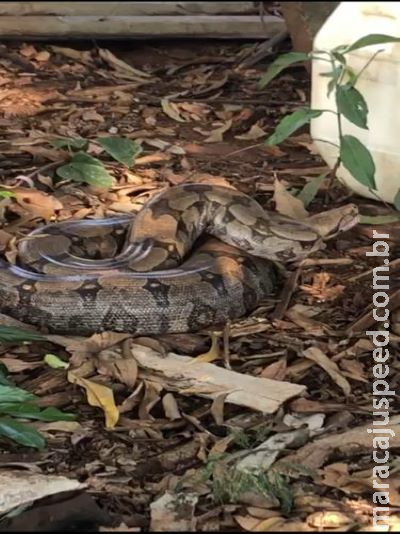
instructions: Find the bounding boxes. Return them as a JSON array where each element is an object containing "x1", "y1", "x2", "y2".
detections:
[
  {"x1": 162, "y1": 392, "x2": 181, "y2": 420},
  {"x1": 260, "y1": 358, "x2": 287, "y2": 380},
  {"x1": 273, "y1": 178, "x2": 308, "y2": 219},
  {"x1": 299, "y1": 272, "x2": 345, "y2": 302},
  {"x1": 307, "y1": 511, "x2": 355, "y2": 529},
  {"x1": 192, "y1": 333, "x2": 220, "y2": 363},
  {"x1": 6, "y1": 187, "x2": 63, "y2": 221},
  {"x1": 303, "y1": 346, "x2": 352, "y2": 396},
  {"x1": 235, "y1": 123, "x2": 267, "y2": 141},
  {"x1": 204, "y1": 119, "x2": 232, "y2": 143},
  {"x1": 210, "y1": 392, "x2": 228, "y2": 425},
  {"x1": 67, "y1": 371, "x2": 119, "y2": 428},
  {"x1": 161, "y1": 99, "x2": 186, "y2": 123}
]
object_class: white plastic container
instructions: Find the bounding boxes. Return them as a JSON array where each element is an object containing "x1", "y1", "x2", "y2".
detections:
[{"x1": 310, "y1": 2, "x2": 400, "y2": 203}]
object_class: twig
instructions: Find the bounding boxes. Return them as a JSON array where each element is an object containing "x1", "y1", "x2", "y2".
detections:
[
  {"x1": 271, "y1": 268, "x2": 302, "y2": 321},
  {"x1": 346, "y1": 257, "x2": 400, "y2": 283},
  {"x1": 239, "y1": 30, "x2": 289, "y2": 68}
]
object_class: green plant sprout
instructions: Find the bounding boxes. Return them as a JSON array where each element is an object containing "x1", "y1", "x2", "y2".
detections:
[
  {"x1": 259, "y1": 33, "x2": 400, "y2": 209},
  {"x1": 50, "y1": 136, "x2": 142, "y2": 187}
]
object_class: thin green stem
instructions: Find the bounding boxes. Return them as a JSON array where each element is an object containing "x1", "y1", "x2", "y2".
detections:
[
  {"x1": 313, "y1": 138, "x2": 340, "y2": 149},
  {"x1": 352, "y1": 49, "x2": 384, "y2": 86}
]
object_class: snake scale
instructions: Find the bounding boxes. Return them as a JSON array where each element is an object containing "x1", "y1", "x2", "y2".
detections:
[{"x1": 0, "y1": 184, "x2": 359, "y2": 336}]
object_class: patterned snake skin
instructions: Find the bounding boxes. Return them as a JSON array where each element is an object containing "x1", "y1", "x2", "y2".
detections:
[{"x1": 0, "y1": 184, "x2": 359, "y2": 335}]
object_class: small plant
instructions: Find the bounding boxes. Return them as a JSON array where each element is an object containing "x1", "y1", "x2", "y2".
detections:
[
  {"x1": 0, "y1": 327, "x2": 76, "y2": 450},
  {"x1": 259, "y1": 33, "x2": 400, "y2": 206},
  {"x1": 50, "y1": 136, "x2": 142, "y2": 188},
  {"x1": 0, "y1": 364, "x2": 75, "y2": 450}
]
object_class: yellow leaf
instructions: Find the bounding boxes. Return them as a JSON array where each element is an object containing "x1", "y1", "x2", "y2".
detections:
[
  {"x1": 68, "y1": 371, "x2": 119, "y2": 428},
  {"x1": 191, "y1": 333, "x2": 220, "y2": 363}
]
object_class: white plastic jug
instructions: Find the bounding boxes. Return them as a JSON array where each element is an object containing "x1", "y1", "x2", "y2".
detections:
[{"x1": 310, "y1": 2, "x2": 400, "y2": 203}]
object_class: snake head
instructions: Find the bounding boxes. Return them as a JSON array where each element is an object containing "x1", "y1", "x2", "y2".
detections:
[{"x1": 307, "y1": 203, "x2": 360, "y2": 239}]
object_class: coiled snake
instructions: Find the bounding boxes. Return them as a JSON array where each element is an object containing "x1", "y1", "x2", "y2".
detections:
[{"x1": 0, "y1": 184, "x2": 359, "y2": 335}]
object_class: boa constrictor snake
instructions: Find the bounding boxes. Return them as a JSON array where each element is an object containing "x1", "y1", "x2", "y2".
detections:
[{"x1": 0, "y1": 184, "x2": 359, "y2": 336}]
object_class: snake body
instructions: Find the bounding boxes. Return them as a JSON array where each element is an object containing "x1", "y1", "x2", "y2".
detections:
[{"x1": 0, "y1": 184, "x2": 359, "y2": 336}]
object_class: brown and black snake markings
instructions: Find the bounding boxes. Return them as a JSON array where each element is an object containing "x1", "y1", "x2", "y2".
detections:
[{"x1": 0, "y1": 184, "x2": 359, "y2": 336}]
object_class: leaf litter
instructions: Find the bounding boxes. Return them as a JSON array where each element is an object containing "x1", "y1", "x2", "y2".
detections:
[{"x1": 0, "y1": 36, "x2": 396, "y2": 532}]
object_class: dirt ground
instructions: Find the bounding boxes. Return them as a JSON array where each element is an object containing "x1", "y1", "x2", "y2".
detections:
[{"x1": 0, "y1": 37, "x2": 399, "y2": 531}]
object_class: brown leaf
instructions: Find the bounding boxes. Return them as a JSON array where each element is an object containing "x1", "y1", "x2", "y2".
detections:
[
  {"x1": 82, "y1": 109, "x2": 104, "y2": 122},
  {"x1": 0, "y1": 357, "x2": 42, "y2": 373},
  {"x1": 235, "y1": 123, "x2": 267, "y2": 141},
  {"x1": 97, "y1": 355, "x2": 138, "y2": 389},
  {"x1": 307, "y1": 511, "x2": 354, "y2": 529},
  {"x1": 260, "y1": 358, "x2": 287, "y2": 380},
  {"x1": 273, "y1": 178, "x2": 308, "y2": 219},
  {"x1": 60, "y1": 332, "x2": 131, "y2": 365},
  {"x1": 34, "y1": 50, "x2": 50, "y2": 62},
  {"x1": 210, "y1": 392, "x2": 228, "y2": 425},
  {"x1": 138, "y1": 381, "x2": 163, "y2": 420},
  {"x1": 299, "y1": 272, "x2": 345, "y2": 302},
  {"x1": 303, "y1": 347, "x2": 352, "y2": 396},
  {"x1": 161, "y1": 99, "x2": 186, "y2": 123},
  {"x1": 204, "y1": 119, "x2": 232, "y2": 143},
  {"x1": 339, "y1": 359, "x2": 368, "y2": 383},
  {"x1": 8, "y1": 187, "x2": 63, "y2": 221},
  {"x1": 162, "y1": 393, "x2": 181, "y2": 420}
]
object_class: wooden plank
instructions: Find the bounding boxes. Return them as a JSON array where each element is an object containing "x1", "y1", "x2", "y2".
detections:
[
  {"x1": 0, "y1": 15, "x2": 285, "y2": 39},
  {"x1": 0, "y1": 2, "x2": 259, "y2": 16}
]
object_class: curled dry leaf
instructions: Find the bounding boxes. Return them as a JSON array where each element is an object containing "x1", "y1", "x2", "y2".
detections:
[
  {"x1": 299, "y1": 272, "x2": 345, "y2": 302},
  {"x1": 60, "y1": 332, "x2": 131, "y2": 365},
  {"x1": 204, "y1": 119, "x2": 232, "y2": 143},
  {"x1": 273, "y1": 178, "x2": 308, "y2": 219},
  {"x1": 97, "y1": 354, "x2": 138, "y2": 390},
  {"x1": 161, "y1": 99, "x2": 186, "y2": 123},
  {"x1": 138, "y1": 380, "x2": 163, "y2": 420},
  {"x1": 162, "y1": 393, "x2": 181, "y2": 420},
  {"x1": 67, "y1": 371, "x2": 119, "y2": 428},
  {"x1": 210, "y1": 392, "x2": 228, "y2": 425},
  {"x1": 307, "y1": 510, "x2": 355, "y2": 529},
  {"x1": 191, "y1": 333, "x2": 220, "y2": 363},
  {"x1": 0, "y1": 356, "x2": 42, "y2": 373},
  {"x1": 6, "y1": 187, "x2": 63, "y2": 221},
  {"x1": 235, "y1": 123, "x2": 267, "y2": 141},
  {"x1": 260, "y1": 358, "x2": 287, "y2": 380},
  {"x1": 98, "y1": 48, "x2": 151, "y2": 82},
  {"x1": 303, "y1": 346, "x2": 352, "y2": 396}
]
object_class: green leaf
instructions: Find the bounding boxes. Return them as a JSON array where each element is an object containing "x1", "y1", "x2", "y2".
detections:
[
  {"x1": 0, "y1": 403, "x2": 76, "y2": 422},
  {"x1": 340, "y1": 135, "x2": 376, "y2": 189},
  {"x1": 50, "y1": 137, "x2": 89, "y2": 150},
  {"x1": 266, "y1": 109, "x2": 323, "y2": 146},
  {"x1": 0, "y1": 326, "x2": 45, "y2": 343},
  {"x1": 345, "y1": 34, "x2": 400, "y2": 53},
  {"x1": 360, "y1": 214, "x2": 400, "y2": 225},
  {"x1": 336, "y1": 84, "x2": 368, "y2": 129},
  {"x1": 0, "y1": 190, "x2": 15, "y2": 199},
  {"x1": 0, "y1": 385, "x2": 36, "y2": 404},
  {"x1": 44, "y1": 354, "x2": 69, "y2": 369},
  {"x1": 258, "y1": 52, "x2": 310, "y2": 88},
  {"x1": 394, "y1": 190, "x2": 400, "y2": 212},
  {"x1": 297, "y1": 173, "x2": 328, "y2": 207},
  {"x1": 332, "y1": 51, "x2": 346, "y2": 64},
  {"x1": 0, "y1": 416, "x2": 45, "y2": 449},
  {"x1": 56, "y1": 152, "x2": 113, "y2": 187},
  {"x1": 0, "y1": 364, "x2": 11, "y2": 386},
  {"x1": 96, "y1": 137, "x2": 142, "y2": 167}
]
